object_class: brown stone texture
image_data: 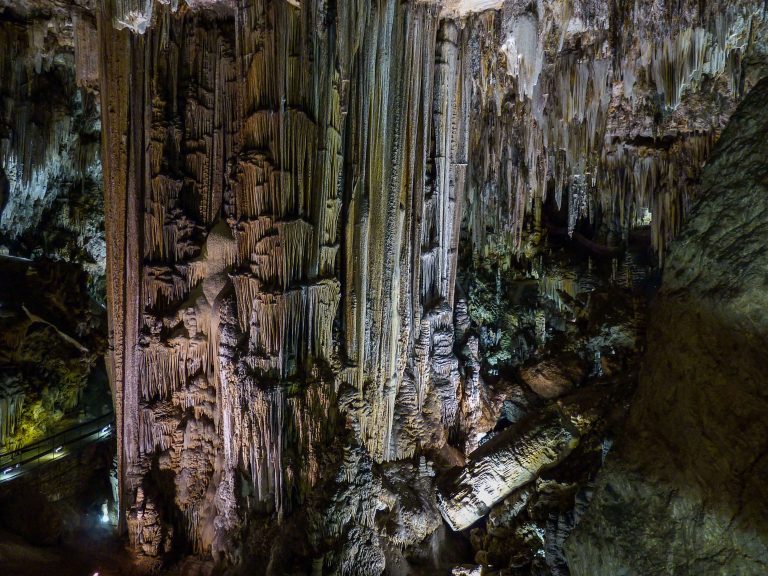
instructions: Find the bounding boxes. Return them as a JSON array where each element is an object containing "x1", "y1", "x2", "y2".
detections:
[
  {"x1": 520, "y1": 354, "x2": 586, "y2": 399},
  {"x1": 3, "y1": 0, "x2": 768, "y2": 573}
]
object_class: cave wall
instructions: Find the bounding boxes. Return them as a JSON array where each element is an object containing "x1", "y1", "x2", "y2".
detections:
[
  {"x1": 0, "y1": 0, "x2": 104, "y2": 296},
  {"x1": 0, "y1": 1, "x2": 107, "y2": 452},
  {"x1": 565, "y1": 76, "x2": 768, "y2": 576},
  {"x1": 49, "y1": 0, "x2": 768, "y2": 571}
]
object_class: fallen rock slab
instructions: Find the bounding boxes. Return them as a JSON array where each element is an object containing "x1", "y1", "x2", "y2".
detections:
[
  {"x1": 436, "y1": 407, "x2": 579, "y2": 531},
  {"x1": 519, "y1": 354, "x2": 586, "y2": 399}
]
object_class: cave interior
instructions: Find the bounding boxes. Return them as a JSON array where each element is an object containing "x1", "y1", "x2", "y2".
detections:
[{"x1": 0, "y1": 0, "x2": 767, "y2": 575}]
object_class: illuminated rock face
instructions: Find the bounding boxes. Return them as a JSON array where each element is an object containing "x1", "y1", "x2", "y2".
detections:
[
  {"x1": 4, "y1": 0, "x2": 768, "y2": 572},
  {"x1": 93, "y1": 0, "x2": 767, "y2": 570},
  {"x1": 437, "y1": 406, "x2": 579, "y2": 531},
  {"x1": 566, "y1": 77, "x2": 768, "y2": 576},
  {"x1": 97, "y1": 1, "x2": 470, "y2": 561}
]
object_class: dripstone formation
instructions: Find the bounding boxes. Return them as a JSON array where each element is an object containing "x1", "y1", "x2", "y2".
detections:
[
  {"x1": 1, "y1": 0, "x2": 767, "y2": 573},
  {"x1": 1, "y1": 0, "x2": 106, "y2": 456}
]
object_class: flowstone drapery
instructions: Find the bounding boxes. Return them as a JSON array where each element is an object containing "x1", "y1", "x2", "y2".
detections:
[{"x1": 90, "y1": 0, "x2": 768, "y2": 570}]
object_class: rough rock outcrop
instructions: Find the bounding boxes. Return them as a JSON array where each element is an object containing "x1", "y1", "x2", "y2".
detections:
[{"x1": 566, "y1": 77, "x2": 768, "y2": 576}]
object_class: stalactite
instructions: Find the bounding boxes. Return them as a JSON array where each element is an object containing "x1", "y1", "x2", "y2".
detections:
[
  {"x1": 94, "y1": 0, "x2": 767, "y2": 561},
  {"x1": 243, "y1": 279, "x2": 340, "y2": 377},
  {"x1": 598, "y1": 133, "x2": 716, "y2": 258},
  {"x1": 236, "y1": 218, "x2": 314, "y2": 289},
  {"x1": 501, "y1": 14, "x2": 545, "y2": 102},
  {"x1": 143, "y1": 266, "x2": 193, "y2": 309},
  {"x1": 461, "y1": 1, "x2": 757, "y2": 260},
  {"x1": 139, "y1": 335, "x2": 209, "y2": 400},
  {"x1": 138, "y1": 402, "x2": 178, "y2": 454},
  {"x1": 539, "y1": 269, "x2": 579, "y2": 311},
  {"x1": 0, "y1": 17, "x2": 102, "y2": 242},
  {"x1": 110, "y1": 0, "x2": 155, "y2": 34},
  {"x1": 220, "y1": 374, "x2": 336, "y2": 520}
]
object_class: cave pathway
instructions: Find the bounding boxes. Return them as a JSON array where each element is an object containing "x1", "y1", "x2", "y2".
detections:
[{"x1": 0, "y1": 411, "x2": 114, "y2": 484}]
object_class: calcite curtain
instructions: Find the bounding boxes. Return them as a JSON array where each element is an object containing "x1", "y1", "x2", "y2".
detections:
[
  {"x1": 100, "y1": 0, "x2": 469, "y2": 553},
  {"x1": 96, "y1": 0, "x2": 762, "y2": 558}
]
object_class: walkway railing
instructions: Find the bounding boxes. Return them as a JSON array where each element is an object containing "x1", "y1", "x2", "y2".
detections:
[{"x1": 0, "y1": 412, "x2": 115, "y2": 483}]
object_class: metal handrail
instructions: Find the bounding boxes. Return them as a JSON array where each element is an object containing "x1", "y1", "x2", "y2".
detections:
[{"x1": 0, "y1": 411, "x2": 115, "y2": 470}]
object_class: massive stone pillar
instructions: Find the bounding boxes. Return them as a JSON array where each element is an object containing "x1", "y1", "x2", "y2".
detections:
[{"x1": 97, "y1": 0, "x2": 470, "y2": 559}]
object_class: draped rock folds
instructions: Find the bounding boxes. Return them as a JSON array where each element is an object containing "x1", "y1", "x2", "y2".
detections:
[{"x1": 92, "y1": 0, "x2": 768, "y2": 569}]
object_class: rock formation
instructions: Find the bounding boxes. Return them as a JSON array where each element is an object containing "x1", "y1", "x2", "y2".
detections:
[
  {"x1": 437, "y1": 406, "x2": 579, "y2": 531},
  {"x1": 566, "y1": 76, "x2": 768, "y2": 576},
  {"x1": 1, "y1": 0, "x2": 767, "y2": 573},
  {"x1": 0, "y1": 0, "x2": 104, "y2": 297},
  {"x1": 0, "y1": 0, "x2": 106, "y2": 460}
]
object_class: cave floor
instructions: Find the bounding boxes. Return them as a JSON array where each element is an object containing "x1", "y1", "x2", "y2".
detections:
[{"x1": 0, "y1": 520, "x2": 137, "y2": 576}]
